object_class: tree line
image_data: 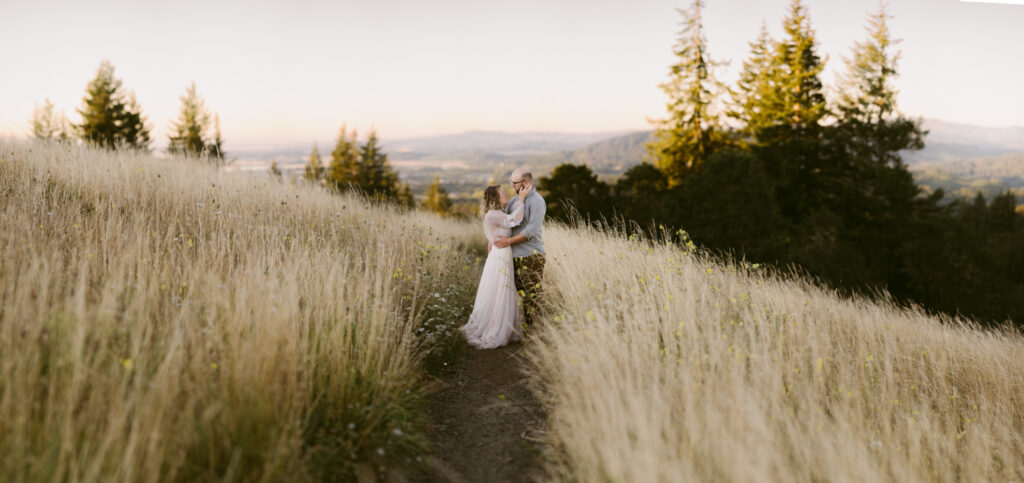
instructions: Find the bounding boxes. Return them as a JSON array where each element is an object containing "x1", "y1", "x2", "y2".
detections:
[
  {"x1": 292, "y1": 125, "x2": 414, "y2": 207},
  {"x1": 33, "y1": 60, "x2": 224, "y2": 161},
  {"x1": 293, "y1": 126, "x2": 459, "y2": 215},
  {"x1": 31, "y1": 59, "x2": 456, "y2": 214},
  {"x1": 538, "y1": 0, "x2": 1023, "y2": 326}
]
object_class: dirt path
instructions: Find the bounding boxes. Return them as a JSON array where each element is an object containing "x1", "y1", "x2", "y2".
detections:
[{"x1": 418, "y1": 343, "x2": 547, "y2": 482}]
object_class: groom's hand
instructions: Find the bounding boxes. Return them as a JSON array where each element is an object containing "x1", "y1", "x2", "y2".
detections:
[{"x1": 494, "y1": 234, "x2": 526, "y2": 249}]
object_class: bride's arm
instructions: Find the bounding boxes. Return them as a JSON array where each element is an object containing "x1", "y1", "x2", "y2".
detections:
[
  {"x1": 504, "y1": 185, "x2": 532, "y2": 227},
  {"x1": 503, "y1": 202, "x2": 524, "y2": 228},
  {"x1": 485, "y1": 206, "x2": 523, "y2": 229}
]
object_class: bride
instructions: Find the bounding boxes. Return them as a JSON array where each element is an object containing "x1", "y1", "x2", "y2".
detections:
[{"x1": 461, "y1": 183, "x2": 531, "y2": 349}]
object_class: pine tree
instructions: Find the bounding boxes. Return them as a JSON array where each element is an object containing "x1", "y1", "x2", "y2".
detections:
[
  {"x1": 731, "y1": 2, "x2": 829, "y2": 145},
  {"x1": 357, "y1": 129, "x2": 401, "y2": 200},
  {"x1": 76, "y1": 60, "x2": 122, "y2": 147},
  {"x1": 325, "y1": 124, "x2": 409, "y2": 206},
  {"x1": 824, "y1": 2, "x2": 927, "y2": 296},
  {"x1": 421, "y1": 175, "x2": 453, "y2": 215},
  {"x1": 837, "y1": 4, "x2": 896, "y2": 125},
  {"x1": 646, "y1": 0, "x2": 728, "y2": 187},
  {"x1": 767, "y1": 0, "x2": 829, "y2": 141},
  {"x1": 613, "y1": 162, "x2": 669, "y2": 225},
  {"x1": 76, "y1": 60, "x2": 151, "y2": 150},
  {"x1": 538, "y1": 164, "x2": 612, "y2": 222},
  {"x1": 746, "y1": 0, "x2": 831, "y2": 221},
  {"x1": 120, "y1": 92, "x2": 151, "y2": 150},
  {"x1": 168, "y1": 82, "x2": 223, "y2": 161},
  {"x1": 304, "y1": 143, "x2": 324, "y2": 182},
  {"x1": 31, "y1": 99, "x2": 71, "y2": 140},
  {"x1": 834, "y1": 2, "x2": 924, "y2": 168},
  {"x1": 730, "y1": 22, "x2": 776, "y2": 144},
  {"x1": 396, "y1": 182, "x2": 415, "y2": 209},
  {"x1": 327, "y1": 125, "x2": 360, "y2": 191}
]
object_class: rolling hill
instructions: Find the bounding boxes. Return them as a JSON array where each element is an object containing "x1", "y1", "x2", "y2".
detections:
[{"x1": 3, "y1": 139, "x2": 1023, "y2": 481}]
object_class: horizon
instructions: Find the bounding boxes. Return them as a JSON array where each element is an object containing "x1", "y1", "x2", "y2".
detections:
[
  {"x1": 3, "y1": 0, "x2": 1024, "y2": 148},
  {"x1": 189, "y1": 117, "x2": 1024, "y2": 155},
  {"x1": 4, "y1": 117, "x2": 1022, "y2": 156}
]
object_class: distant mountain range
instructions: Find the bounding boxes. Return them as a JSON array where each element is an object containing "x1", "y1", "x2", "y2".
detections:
[
  {"x1": 388, "y1": 130, "x2": 634, "y2": 157},
  {"x1": 229, "y1": 120, "x2": 1024, "y2": 196},
  {"x1": 911, "y1": 119, "x2": 1024, "y2": 156},
  {"x1": 226, "y1": 130, "x2": 638, "y2": 171},
  {"x1": 522, "y1": 119, "x2": 1024, "y2": 187},
  {"x1": 390, "y1": 118, "x2": 1024, "y2": 176}
]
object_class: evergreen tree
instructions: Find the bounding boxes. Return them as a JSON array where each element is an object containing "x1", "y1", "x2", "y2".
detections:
[
  {"x1": 304, "y1": 143, "x2": 324, "y2": 182},
  {"x1": 613, "y1": 163, "x2": 668, "y2": 226},
  {"x1": 833, "y1": 2, "x2": 924, "y2": 169},
  {"x1": 31, "y1": 99, "x2": 71, "y2": 140},
  {"x1": 327, "y1": 125, "x2": 360, "y2": 192},
  {"x1": 750, "y1": 0, "x2": 831, "y2": 220},
  {"x1": 985, "y1": 191, "x2": 1019, "y2": 233},
  {"x1": 729, "y1": 22, "x2": 776, "y2": 144},
  {"x1": 357, "y1": 129, "x2": 402, "y2": 200},
  {"x1": 397, "y1": 182, "x2": 415, "y2": 209},
  {"x1": 836, "y1": 4, "x2": 897, "y2": 125},
  {"x1": 120, "y1": 92, "x2": 151, "y2": 150},
  {"x1": 421, "y1": 175, "x2": 453, "y2": 215},
  {"x1": 767, "y1": 0, "x2": 829, "y2": 141},
  {"x1": 733, "y1": 0, "x2": 830, "y2": 146},
  {"x1": 824, "y1": 3, "x2": 927, "y2": 296},
  {"x1": 168, "y1": 82, "x2": 223, "y2": 161},
  {"x1": 75, "y1": 60, "x2": 151, "y2": 150},
  {"x1": 325, "y1": 125, "x2": 408, "y2": 206},
  {"x1": 646, "y1": 0, "x2": 728, "y2": 186},
  {"x1": 662, "y1": 151, "x2": 790, "y2": 261},
  {"x1": 539, "y1": 164, "x2": 612, "y2": 223}
]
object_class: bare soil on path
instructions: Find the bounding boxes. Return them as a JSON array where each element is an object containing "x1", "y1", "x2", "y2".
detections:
[{"x1": 418, "y1": 342, "x2": 547, "y2": 482}]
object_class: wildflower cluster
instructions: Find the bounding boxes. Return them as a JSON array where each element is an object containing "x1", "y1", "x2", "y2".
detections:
[
  {"x1": 415, "y1": 277, "x2": 475, "y2": 375},
  {"x1": 404, "y1": 240, "x2": 479, "y2": 375},
  {"x1": 675, "y1": 228, "x2": 697, "y2": 253}
]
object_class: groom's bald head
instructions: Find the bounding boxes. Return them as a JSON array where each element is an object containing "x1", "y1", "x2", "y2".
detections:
[
  {"x1": 510, "y1": 167, "x2": 532, "y2": 182},
  {"x1": 510, "y1": 167, "x2": 533, "y2": 193}
]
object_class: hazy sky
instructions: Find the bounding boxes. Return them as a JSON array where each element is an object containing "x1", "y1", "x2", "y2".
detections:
[{"x1": 2, "y1": 0, "x2": 1022, "y2": 147}]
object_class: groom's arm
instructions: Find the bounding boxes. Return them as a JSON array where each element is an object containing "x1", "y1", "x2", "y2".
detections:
[
  {"x1": 517, "y1": 195, "x2": 544, "y2": 242},
  {"x1": 494, "y1": 195, "x2": 543, "y2": 248},
  {"x1": 494, "y1": 233, "x2": 527, "y2": 248}
]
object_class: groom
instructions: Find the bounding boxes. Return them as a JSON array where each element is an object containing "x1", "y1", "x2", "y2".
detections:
[{"x1": 493, "y1": 167, "x2": 546, "y2": 333}]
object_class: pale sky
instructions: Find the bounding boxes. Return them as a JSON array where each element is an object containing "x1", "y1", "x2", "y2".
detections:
[{"x1": 1, "y1": 0, "x2": 1022, "y2": 148}]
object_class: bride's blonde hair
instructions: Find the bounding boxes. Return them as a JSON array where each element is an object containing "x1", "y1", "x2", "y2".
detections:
[{"x1": 481, "y1": 185, "x2": 503, "y2": 217}]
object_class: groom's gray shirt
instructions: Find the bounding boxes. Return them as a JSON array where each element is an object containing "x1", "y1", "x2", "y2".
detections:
[{"x1": 505, "y1": 189, "x2": 546, "y2": 258}]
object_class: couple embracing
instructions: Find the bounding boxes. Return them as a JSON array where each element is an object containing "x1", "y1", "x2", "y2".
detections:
[{"x1": 460, "y1": 168, "x2": 546, "y2": 350}]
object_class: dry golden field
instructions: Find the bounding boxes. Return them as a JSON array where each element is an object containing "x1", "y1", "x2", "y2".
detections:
[
  {"x1": 528, "y1": 223, "x2": 1024, "y2": 482},
  {"x1": 0, "y1": 139, "x2": 480, "y2": 481},
  {"x1": 3, "y1": 139, "x2": 1023, "y2": 482}
]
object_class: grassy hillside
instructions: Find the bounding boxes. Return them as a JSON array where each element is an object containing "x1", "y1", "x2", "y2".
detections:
[
  {"x1": 0, "y1": 140, "x2": 482, "y2": 481},
  {"x1": 527, "y1": 224, "x2": 1024, "y2": 481},
  {"x1": 4, "y1": 139, "x2": 1023, "y2": 481}
]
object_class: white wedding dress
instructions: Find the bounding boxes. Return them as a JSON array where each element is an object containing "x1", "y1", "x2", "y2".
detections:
[{"x1": 461, "y1": 203, "x2": 525, "y2": 349}]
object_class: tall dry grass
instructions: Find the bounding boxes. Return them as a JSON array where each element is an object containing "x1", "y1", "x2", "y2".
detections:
[
  {"x1": 528, "y1": 224, "x2": 1024, "y2": 482},
  {"x1": 0, "y1": 139, "x2": 481, "y2": 481}
]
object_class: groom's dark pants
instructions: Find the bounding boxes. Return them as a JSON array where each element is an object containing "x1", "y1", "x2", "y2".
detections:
[{"x1": 513, "y1": 253, "x2": 546, "y2": 331}]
